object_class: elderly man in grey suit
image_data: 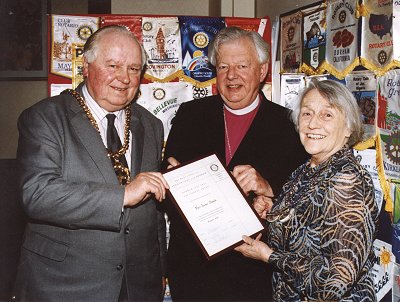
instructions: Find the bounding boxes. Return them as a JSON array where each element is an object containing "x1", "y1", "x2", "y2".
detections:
[{"x1": 14, "y1": 25, "x2": 169, "y2": 302}]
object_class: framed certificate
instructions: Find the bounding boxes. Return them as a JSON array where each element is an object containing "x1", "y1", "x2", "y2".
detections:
[{"x1": 163, "y1": 153, "x2": 265, "y2": 260}]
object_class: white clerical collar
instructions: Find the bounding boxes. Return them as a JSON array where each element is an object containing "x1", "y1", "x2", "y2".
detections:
[{"x1": 223, "y1": 95, "x2": 260, "y2": 115}]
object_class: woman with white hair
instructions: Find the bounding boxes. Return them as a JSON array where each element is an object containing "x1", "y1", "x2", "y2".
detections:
[{"x1": 236, "y1": 79, "x2": 378, "y2": 301}]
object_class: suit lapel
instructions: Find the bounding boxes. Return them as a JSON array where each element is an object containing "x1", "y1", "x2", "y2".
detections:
[
  {"x1": 68, "y1": 91, "x2": 119, "y2": 185},
  {"x1": 130, "y1": 105, "x2": 144, "y2": 177}
]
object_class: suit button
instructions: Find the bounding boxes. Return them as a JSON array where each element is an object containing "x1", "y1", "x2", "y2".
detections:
[
  {"x1": 124, "y1": 227, "x2": 130, "y2": 234},
  {"x1": 117, "y1": 264, "x2": 123, "y2": 271}
]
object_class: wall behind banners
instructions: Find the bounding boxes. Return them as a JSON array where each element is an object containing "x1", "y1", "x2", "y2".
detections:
[
  {"x1": 47, "y1": 14, "x2": 272, "y2": 143},
  {"x1": 276, "y1": 1, "x2": 399, "y2": 301}
]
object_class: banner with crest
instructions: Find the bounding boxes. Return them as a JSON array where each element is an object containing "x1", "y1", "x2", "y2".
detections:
[
  {"x1": 178, "y1": 16, "x2": 225, "y2": 87},
  {"x1": 142, "y1": 17, "x2": 182, "y2": 82},
  {"x1": 300, "y1": 8, "x2": 327, "y2": 74},
  {"x1": 280, "y1": 12, "x2": 303, "y2": 73},
  {"x1": 345, "y1": 71, "x2": 377, "y2": 147},
  {"x1": 376, "y1": 69, "x2": 400, "y2": 212},
  {"x1": 360, "y1": 0, "x2": 394, "y2": 76},
  {"x1": 51, "y1": 15, "x2": 99, "y2": 79},
  {"x1": 323, "y1": 0, "x2": 359, "y2": 79},
  {"x1": 136, "y1": 82, "x2": 192, "y2": 142}
]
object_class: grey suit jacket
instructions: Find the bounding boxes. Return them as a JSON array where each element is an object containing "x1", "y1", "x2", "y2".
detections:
[{"x1": 14, "y1": 86, "x2": 166, "y2": 302}]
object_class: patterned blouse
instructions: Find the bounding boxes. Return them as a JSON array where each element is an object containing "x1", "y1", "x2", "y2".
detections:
[{"x1": 267, "y1": 146, "x2": 378, "y2": 302}]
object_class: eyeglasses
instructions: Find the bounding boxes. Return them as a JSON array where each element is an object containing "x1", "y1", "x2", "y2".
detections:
[{"x1": 265, "y1": 206, "x2": 295, "y2": 223}]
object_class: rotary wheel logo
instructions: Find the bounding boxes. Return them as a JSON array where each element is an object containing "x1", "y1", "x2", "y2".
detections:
[
  {"x1": 378, "y1": 50, "x2": 388, "y2": 65},
  {"x1": 193, "y1": 32, "x2": 209, "y2": 48},
  {"x1": 153, "y1": 88, "x2": 166, "y2": 100},
  {"x1": 338, "y1": 10, "x2": 346, "y2": 23},
  {"x1": 287, "y1": 26, "x2": 295, "y2": 41},
  {"x1": 77, "y1": 25, "x2": 94, "y2": 41},
  {"x1": 143, "y1": 22, "x2": 152, "y2": 31},
  {"x1": 385, "y1": 130, "x2": 400, "y2": 164},
  {"x1": 193, "y1": 86, "x2": 208, "y2": 99}
]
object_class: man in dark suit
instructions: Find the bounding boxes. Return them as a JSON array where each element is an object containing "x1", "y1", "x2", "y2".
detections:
[
  {"x1": 15, "y1": 25, "x2": 169, "y2": 301},
  {"x1": 162, "y1": 27, "x2": 309, "y2": 301}
]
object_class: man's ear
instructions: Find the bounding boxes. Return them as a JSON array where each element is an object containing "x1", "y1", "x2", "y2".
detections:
[
  {"x1": 259, "y1": 62, "x2": 268, "y2": 83},
  {"x1": 83, "y1": 57, "x2": 89, "y2": 77}
]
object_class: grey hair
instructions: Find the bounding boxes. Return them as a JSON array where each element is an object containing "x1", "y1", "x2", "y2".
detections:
[
  {"x1": 208, "y1": 26, "x2": 270, "y2": 66},
  {"x1": 291, "y1": 79, "x2": 364, "y2": 147},
  {"x1": 83, "y1": 25, "x2": 147, "y2": 68}
]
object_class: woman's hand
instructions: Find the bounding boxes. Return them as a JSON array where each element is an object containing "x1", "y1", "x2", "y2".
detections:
[
  {"x1": 253, "y1": 195, "x2": 274, "y2": 219},
  {"x1": 235, "y1": 234, "x2": 273, "y2": 263}
]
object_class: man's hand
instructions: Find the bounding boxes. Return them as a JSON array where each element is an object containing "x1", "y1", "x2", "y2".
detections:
[
  {"x1": 123, "y1": 172, "x2": 169, "y2": 207},
  {"x1": 232, "y1": 165, "x2": 274, "y2": 197}
]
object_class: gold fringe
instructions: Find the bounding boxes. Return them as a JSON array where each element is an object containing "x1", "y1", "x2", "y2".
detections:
[
  {"x1": 143, "y1": 70, "x2": 182, "y2": 83},
  {"x1": 376, "y1": 132, "x2": 394, "y2": 212},
  {"x1": 353, "y1": 135, "x2": 376, "y2": 151},
  {"x1": 299, "y1": 62, "x2": 326, "y2": 75},
  {"x1": 357, "y1": 3, "x2": 369, "y2": 18},
  {"x1": 175, "y1": 70, "x2": 217, "y2": 88},
  {"x1": 359, "y1": 57, "x2": 398, "y2": 77},
  {"x1": 320, "y1": 58, "x2": 360, "y2": 80}
]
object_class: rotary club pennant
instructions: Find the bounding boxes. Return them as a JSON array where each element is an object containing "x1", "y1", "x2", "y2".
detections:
[
  {"x1": 100, "y1": 15, "x2": 142, "y2": 41},
  {"x1": 376, "y1": 69, "x2": 400, "y2": 212},
  {"x1": 136, "y1": 82, "x2": 192, "y2": 141},
  {"x1": 323, "y1": 0, "x2": 359, "y2": 79},
  {"x1": 345, "y1": 71, "x2": 377, "y2": 148},
  {"x1": 372, "y1": 239, "x2": 395, "y2": 301},
  {"x1": 353, "y1": 148, "x2": 384, "y2": 212},
  {"x1": 142, "y1": 17, "x2": 182, "y2": 82},
  {"x1": 225, "y1": 17, "x2": 267, "y2": 34},
  {"x1": 71, "y1": 43, "x2": 84, "y2": 89},
  {"x1": 393, "y1": 1, "x2": 400, "y2": 64},
  {"x1": 178, "y1": 16, "x2": 225, "y2": 87},
  {"x1": 190, "y1": 84, "x2": 213, "y2": 100},
  {"x1": 280, "y1": 74, "x2": 305, "y2": 109},
  {"x1": 280, "y1": 12, "x2": 303, "y2": 73},
  {"x1": 360, "y1": 0, "x2": 395, "y2": 76},
  {"x1": 51, "y1": 15, "x2": 99, "y2": 78},
  {"x1": 300, "y1": 8, "x2": 327, "y2": 74}
]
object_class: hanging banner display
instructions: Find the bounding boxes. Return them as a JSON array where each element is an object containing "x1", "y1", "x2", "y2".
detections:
[
  {"x1": 324, "y1": 0, "x2": 359, "y2": 79},
  {"x1": 100, "y1": 15, "x2": 142, "y2": 41},
  {"x1": 280, "y1": 12, "x2": 303, "y2": 73},
  {"x1": 136, "y1": 82, "x2": 192, "y2": 141},
  {"x1": 353, "y1": 149, "x2": 384, "y2": 212},
  {"x1": 345, "y1": 71, "x2": 377, "y2": 147},
  {"x1": 360, "y1": 0, "x2": 394, "y2": 76},
  {"x1": 51, "y1": 15, "x2": 99, "y2": 79},
  {"x1": 372, "y1": 239, "x2": 395, "y2": 301},
  {"x1": 376, "y1": 69, "x2": 400, "y2": 212},
  {"x1": 300, "y1": 8, "x2": 327, "y2": 74},
  {"x1": 178, "y1": 16, "x2": 225, "y2": 87},
  {"x1": 280, "y1": 74, "x2": 305, "y2": 109},
  {"x1": 190, "y1": 84, "x2": 213, "y2": 100},
  {"x1": 72, "y1": 43, "x2": 84, "y2": 89},
  {"x1": 394, "y1": 1, "x2": 400, "y2": 63},
  {"x1": 142, "y1": 17, "x2": 182, "y2": 82},
  {"x1": 225, "y1": 17, "x2": 267, "y2": 34}
]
